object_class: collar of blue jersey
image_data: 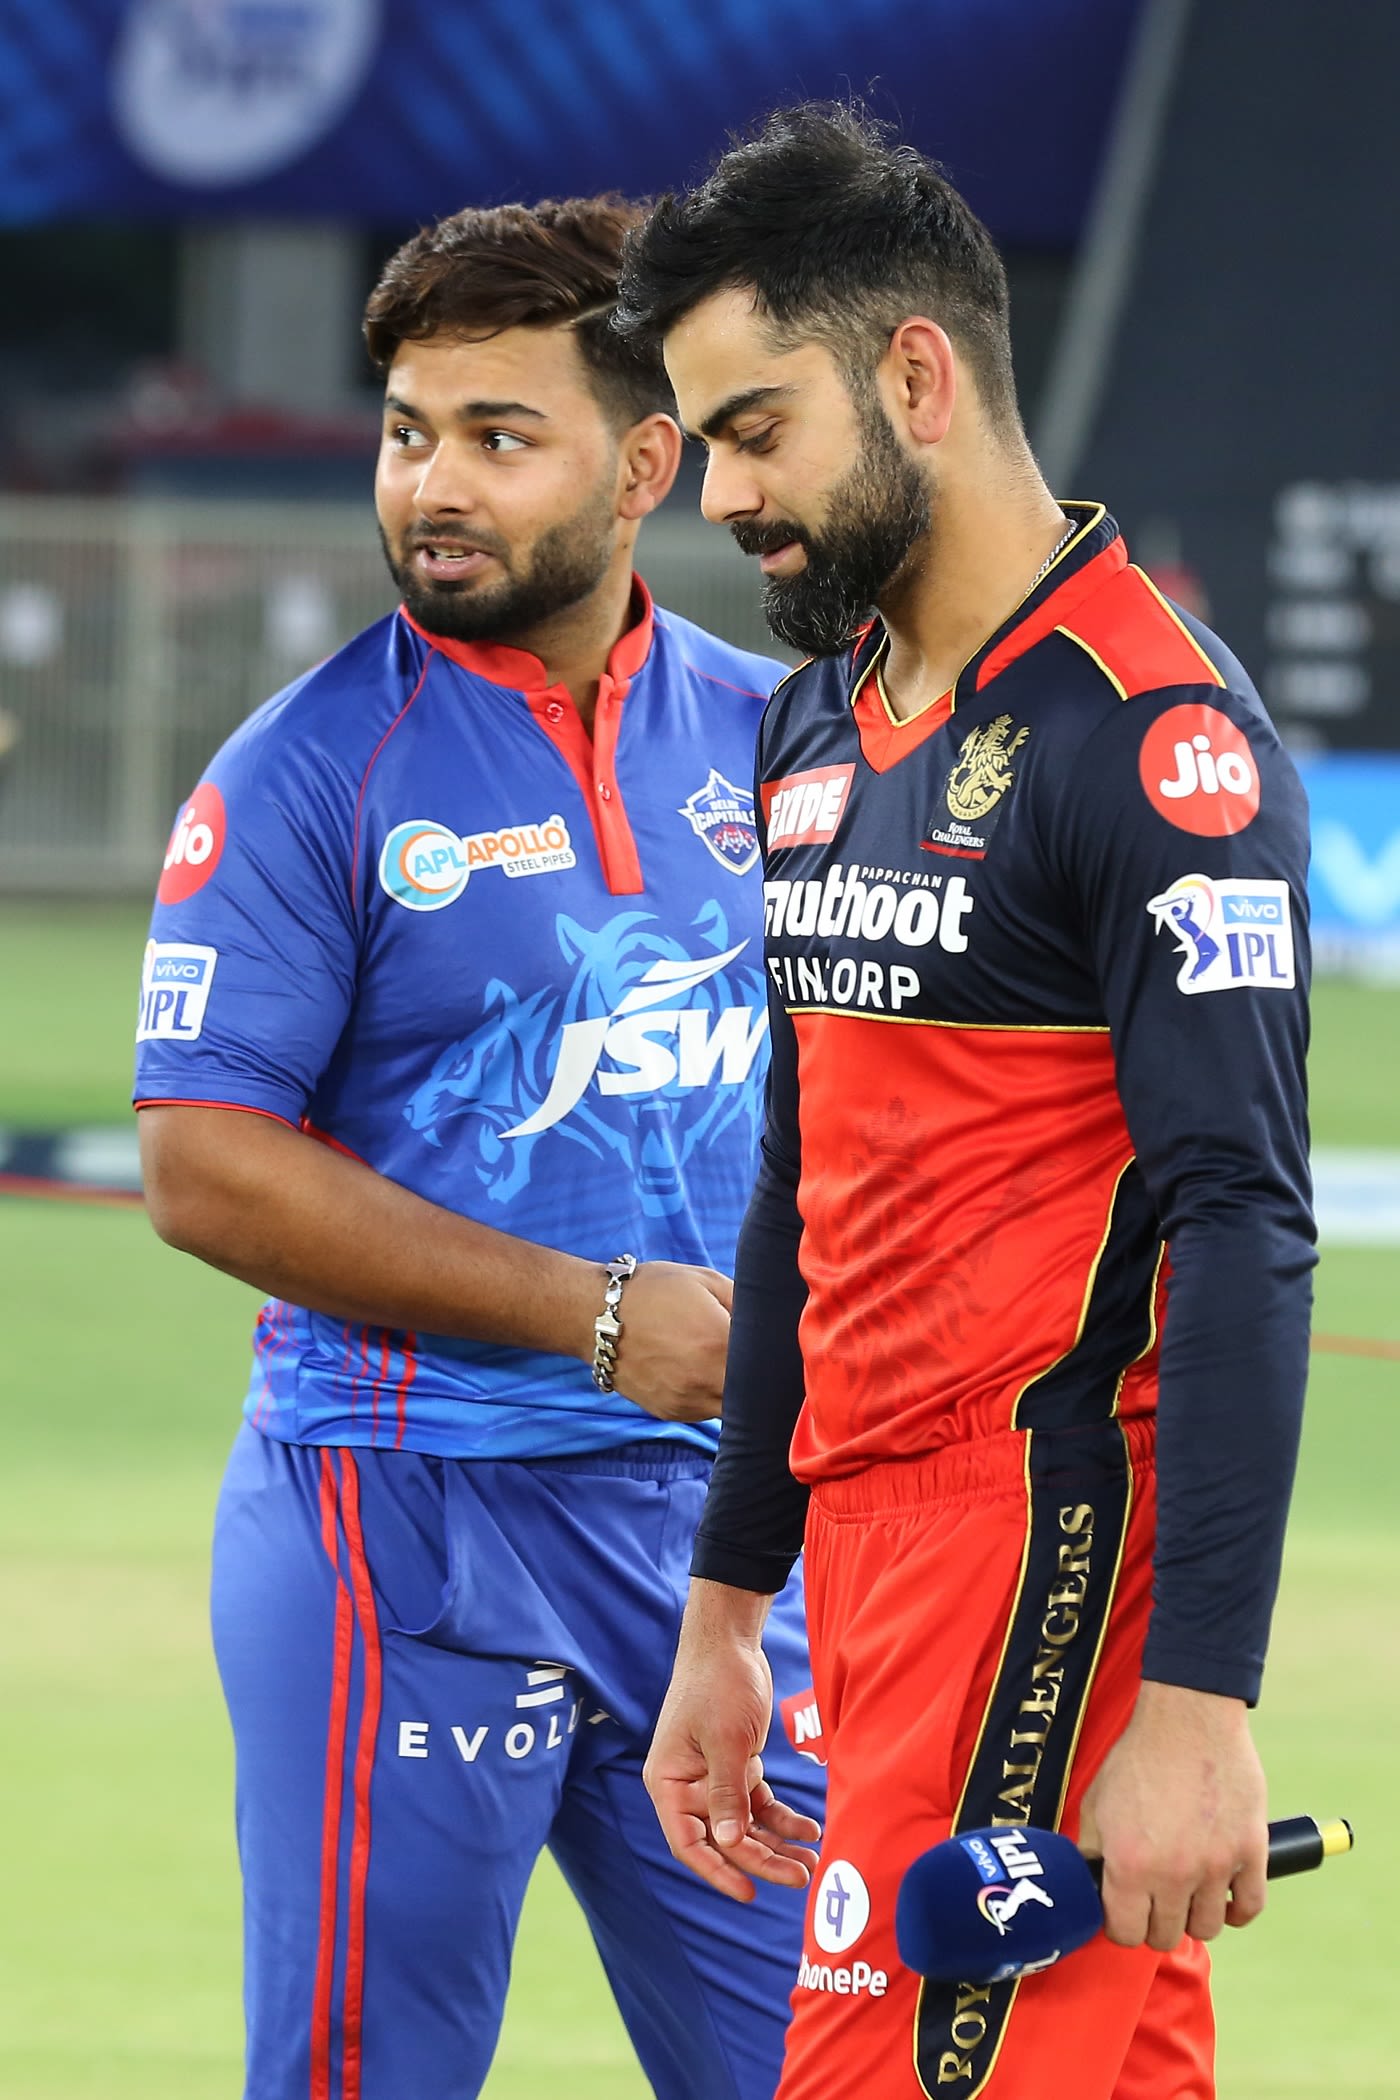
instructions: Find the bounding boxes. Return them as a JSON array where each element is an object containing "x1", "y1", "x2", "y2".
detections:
[
  {"x1": 400, "y1": 573, "x2": 655, "y2": 693},
  {"x1": 847, "y1": 499, "x2": 1124, "y2": 709}
]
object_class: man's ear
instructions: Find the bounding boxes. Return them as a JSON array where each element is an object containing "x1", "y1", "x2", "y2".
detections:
[
  {"x1": 883, "y1": 318, "x2": 957, "y2": 448},
  {"x1": 617, "y1": 413, "x2": 683, "y2": 521}
]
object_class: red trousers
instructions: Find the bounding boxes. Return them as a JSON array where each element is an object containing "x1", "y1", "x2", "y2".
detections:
[{"x1": 777, "y1": 1419, "x2": 1215, "y2": 2100}]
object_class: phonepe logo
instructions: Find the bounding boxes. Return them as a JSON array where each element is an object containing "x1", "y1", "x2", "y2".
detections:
[
  {"x1": 1147, "y1": 875, "x2": 1295, "y2": 995},
  {"x1": 799, "y1": 1859, "x2": 888, "y2": 1999},
  {"x1": 762, "y1": 764, "x2": 855, "y2": 850},
  {"x1": 1139, "y1": 704, "x2": 1261, "y2": 837},
  {"x1": 158, "y1": 782, "x2": 226, "y2": 905},
  {"x1": 137, "y1": 941, "x2": 219, "y2": 1042}
]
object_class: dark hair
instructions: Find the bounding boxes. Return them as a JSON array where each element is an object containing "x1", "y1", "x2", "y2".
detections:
[
  {"x1": 365, "y1": 196, "x2": 673, "y2": 429},
  {"x1": 616, "y1": 105, "x2": 1018, "y2": 428}
]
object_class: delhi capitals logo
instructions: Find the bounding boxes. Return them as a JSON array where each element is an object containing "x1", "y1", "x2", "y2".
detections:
[{"x1": 677, "y1": 770, "x2": 760, "y2": 876}]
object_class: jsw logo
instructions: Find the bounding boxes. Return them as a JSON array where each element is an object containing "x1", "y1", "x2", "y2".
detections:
[{"x1": 502, "y1": 941, "x2": 768, "y2": 1139}]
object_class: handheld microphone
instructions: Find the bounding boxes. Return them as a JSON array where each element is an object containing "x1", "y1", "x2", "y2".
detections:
[{"x1": 895, "y1": 1815, "x2": 1353, "y2": 1985}]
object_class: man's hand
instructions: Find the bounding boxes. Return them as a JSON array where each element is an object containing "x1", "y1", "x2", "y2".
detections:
[
  {"x1": 1078, "y1": 1679, "x2": 1268, "y2": 1951},
  {"x1": 608, "y1": 1261, "x2": 734, "y2": 1423},
  {"x1": 644, "y1": 1580, "x2": 822, "y2": 1902}
]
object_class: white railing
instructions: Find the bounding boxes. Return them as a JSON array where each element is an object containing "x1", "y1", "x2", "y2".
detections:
[{"x1": 0, "y1": 495, "x2": 782, "y2": 893}]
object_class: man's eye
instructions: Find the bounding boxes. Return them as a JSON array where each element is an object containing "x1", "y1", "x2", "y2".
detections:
[
  {"x1": 483, "y1": 431, "x2": 529, "y2": 453},
  {"x1": 735, "y1": 428, "x2": 778, "y2": 456},
  {"x1": 390, "y1": 425, "x2": 428, "y2": 449}
]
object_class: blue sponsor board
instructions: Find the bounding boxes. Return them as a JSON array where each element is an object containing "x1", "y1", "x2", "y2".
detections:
[
  {"x1": 1298, "y1": 754, "x2": 1400, "y2": 975},
  {"x1": 0, "y1": 0, "x2": 1141, "y2": 244}
]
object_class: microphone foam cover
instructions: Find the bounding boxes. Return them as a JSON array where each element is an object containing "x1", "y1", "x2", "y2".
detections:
[{"x1": 896, "y1": 1825, "x2": 1103, "y2": 1984}]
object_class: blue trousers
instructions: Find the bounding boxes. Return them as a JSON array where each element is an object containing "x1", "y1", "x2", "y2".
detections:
[{"x1": 212, "y1": 1425, "x2": 822, "y2": 2099}]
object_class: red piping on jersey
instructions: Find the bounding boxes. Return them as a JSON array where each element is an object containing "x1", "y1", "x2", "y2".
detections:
[
  {"x1": 368, "y1": 1328, "x2": 393, "y2": 1445},
  {"x1": 311, "y1": 1452, "x2": 355, "y2": 2100},
  {"x1": 302, "y1": 1119, "x2": 372, "y2": 1167},
  {"x1": 393, "y1": 1336, "x2": 418, "y2": 1451},
  {"x1": 682, "y1": 662, "x2": 771, "y2": 702},
  {"x1": 349, "y1": 655, "x2": 433, "y2": 908},
  {"x1": 337, "y1": 1452, "x2": 382, "y2": 2100},
  {"x1": 132, "y1": 1098, "x2": 298, "y2": 1127},
  {"x1": 974, "y1": 539, "x2": 1129, "y2": 692},
  {"x1": 400, "y1": 582, "x2": 654, "y2": 897}
]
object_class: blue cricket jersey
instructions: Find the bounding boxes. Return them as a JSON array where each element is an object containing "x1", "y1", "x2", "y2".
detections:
[{"x1": 134, "y1": 582, "x2": 784, "y2": 1458}]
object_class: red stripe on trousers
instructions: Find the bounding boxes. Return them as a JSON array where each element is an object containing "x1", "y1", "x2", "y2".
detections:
[
  {"x1": 336, "y1": 1451, "x2": 382, "y2": 2100},
  {"x1": 311, "y1": 1454, "x2": 355, "y2": 2100}
]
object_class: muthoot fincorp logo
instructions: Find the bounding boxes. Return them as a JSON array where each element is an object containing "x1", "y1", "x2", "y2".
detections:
[{"x1": 763, "y1": 864, "x2": 974, "y2": 951}]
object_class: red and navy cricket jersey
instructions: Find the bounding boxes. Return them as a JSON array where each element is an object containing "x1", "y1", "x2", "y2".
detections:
[
  {"x1": 133, "y1": 582, "x2": 786, "y2": 1459},
  {"x1": 694, "y1": 504, "x2": 1314, "y2": 1701}
]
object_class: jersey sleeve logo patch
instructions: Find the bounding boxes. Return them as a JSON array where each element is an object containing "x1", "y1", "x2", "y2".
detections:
[
  {"x1": 1139, "y1": 704, "x2": 1261, "y2": 835},
  {"x1": 676, "y1": 769, "x2": 759, "y2": 874},
  {"x1": 137, "y1": 940, "x2": 219, "y2": 1041},
  {"x1": 925, "y1": 715, "x2": 1029, "y2": 858},
  {"x1": 157, "y1": 782, "x2": 226, "y2": 904},
  {"x1": 379, "y1": 814, "x2": 576, "y2": 910},
  {"x1": 1147, "y1": 875, "x2": 1294, "y2": 993},
  {"x1": 761, "y1": 764, "x2": 855, "y2": 850}
]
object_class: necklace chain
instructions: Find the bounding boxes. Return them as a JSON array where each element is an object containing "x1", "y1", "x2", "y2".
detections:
[{"x1": 1030, "y1": 516, "x2": 1077, "y2": 591}]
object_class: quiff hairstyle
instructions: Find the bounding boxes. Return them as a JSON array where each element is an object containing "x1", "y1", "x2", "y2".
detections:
[
  {"x1": 615, "y1": 104, "x2": 1020, "y2": 431},
  {"x1": 365, "y1": 196, "x2": 674, "y2": 430}
]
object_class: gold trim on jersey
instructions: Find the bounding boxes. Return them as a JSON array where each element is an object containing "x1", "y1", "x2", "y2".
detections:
[
  {"x1": 1111, "y1": 1242, "x2": 1167, "y2": 1416},
  {"x1": 1055, "y1": 622, "x2": 1129, "y2": 700},
  {"x1": 1129, "y1": 564, "x2": 1227, "y2": 686},
  {"x1": 784, "y1": 1007, "x2": 1110, "y2": 1034},
  {"x1": 912, "y1": 1435, "x2": 1035, "y2": 2099},
  {"x1": 851, "y1": 499, "x2": 1109, "y2": 721},
  {"x1": 1010, "y1": 1156, "x2": 1138, "y2": 1431}
]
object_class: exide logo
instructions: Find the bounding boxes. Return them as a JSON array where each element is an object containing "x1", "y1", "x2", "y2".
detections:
[
  {"x1": 762, "y1": 764, "x2": 855, "y2": 850},
  {"x1": 1139, "y1": 705, "x2": 1260, "y2": 837}
]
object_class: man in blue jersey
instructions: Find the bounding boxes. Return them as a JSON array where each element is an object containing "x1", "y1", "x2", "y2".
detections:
[{"x1": 135, "y1": 197, "x2": 822, "y2": 2100}]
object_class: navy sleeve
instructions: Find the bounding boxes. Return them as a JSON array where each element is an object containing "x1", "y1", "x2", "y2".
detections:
[
  {"x1": 133, "y1": 700, "x2": 358, "y2": 1123},
  {"x1": 1059, "y1": 685, "x2": 1315, "y2": 1702},
  {"x1": 692, "y1": 727, "x2": 811, "y2": 1592}
]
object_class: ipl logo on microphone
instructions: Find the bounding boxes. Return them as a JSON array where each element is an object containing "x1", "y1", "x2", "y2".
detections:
[{"x1": 960, "y1": 1829, "x2": 1057, "y2": 1938}]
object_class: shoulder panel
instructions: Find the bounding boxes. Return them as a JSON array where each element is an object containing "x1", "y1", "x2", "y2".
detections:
[{"x1": 1057, "y1": 563, "x2": 1227, "y2": 701}]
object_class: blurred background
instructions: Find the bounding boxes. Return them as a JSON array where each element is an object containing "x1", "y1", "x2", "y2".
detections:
[{"x1": 0, "y1": 3, "x2": 1396, "y2": 2096}]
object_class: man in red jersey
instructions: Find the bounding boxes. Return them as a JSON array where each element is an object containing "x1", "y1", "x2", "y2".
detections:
[{"x1": 614, "y1": 107, "x2": 1314, "y2": 2099}]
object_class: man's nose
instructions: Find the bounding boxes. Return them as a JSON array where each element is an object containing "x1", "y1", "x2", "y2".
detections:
[
  {"x1": 413, "y1": 440, "x2": 478, "y2": 516},
  {"x1": 700, "y1": 450, "x2": 763, "y2": 527}
]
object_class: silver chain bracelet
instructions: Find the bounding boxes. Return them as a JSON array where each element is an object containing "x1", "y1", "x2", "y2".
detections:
[{"x1": 591, "y1": 1252, "x2": 638, "y2": 1391}]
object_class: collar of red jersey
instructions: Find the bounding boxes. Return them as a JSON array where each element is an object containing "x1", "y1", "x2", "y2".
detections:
[{"x1": 399, "y1": 575, "x2": 655, "y2": 693}]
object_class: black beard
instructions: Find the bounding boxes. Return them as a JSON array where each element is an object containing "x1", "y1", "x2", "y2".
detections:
[
  {"x1": 731, "y1": 404, "x2": 932, "y2": 656},
  {"x1": 381, "y1": 482, "x2": 617, "y2": 646}
]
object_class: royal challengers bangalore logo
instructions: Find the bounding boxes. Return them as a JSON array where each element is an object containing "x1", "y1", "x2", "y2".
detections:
[
  {"x1": 677, "y1": 769, "x2": 760, "y2": 875},
  {"x1": 944, "y1": 716, "x2": 1030, "y2": 824}
]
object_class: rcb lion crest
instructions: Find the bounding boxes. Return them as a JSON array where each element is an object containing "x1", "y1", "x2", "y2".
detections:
[{"x1": 944, "y1": 716, "x2": 1030, "y2": 824}]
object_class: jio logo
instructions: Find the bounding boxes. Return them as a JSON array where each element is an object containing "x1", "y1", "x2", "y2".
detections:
[
  {"x1": 812, "y1": 1859, "x2": 872, "y2": 1955},
  {"x1": 157, "y1": 781, "x2": 226, "y2": 904},
  {"x1": 379, "y1": 820, "x2": 470, "y2": 911},
  {"x1": 1139, "y1": 704, "x2": 1261, "y2": 837}
]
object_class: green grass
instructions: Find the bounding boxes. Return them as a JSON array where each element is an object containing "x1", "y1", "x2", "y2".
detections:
[{"x1": 1, "y1": 901, "x2": 1397, "y2": 2098}]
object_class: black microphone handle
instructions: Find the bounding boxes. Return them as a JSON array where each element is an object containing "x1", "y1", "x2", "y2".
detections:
[{"x1": 1081, "y1": 1814, "x2": 1353, "y2": 1889}]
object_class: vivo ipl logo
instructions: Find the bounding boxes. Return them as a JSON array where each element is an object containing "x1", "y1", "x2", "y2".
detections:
[{"x1": 1147, "y1": 874, "x2": 1296, "y2": 995}]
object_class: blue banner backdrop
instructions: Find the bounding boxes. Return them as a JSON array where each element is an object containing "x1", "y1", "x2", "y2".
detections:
[
  {"x1": 0, "y1": 0, "x2": 1142, "y2": 243},
  {"x1": 1299, "y1": 755, "x2": 1400, "y2": 975}
]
